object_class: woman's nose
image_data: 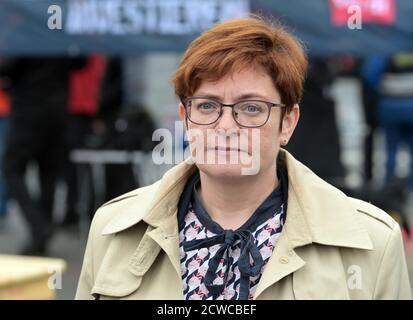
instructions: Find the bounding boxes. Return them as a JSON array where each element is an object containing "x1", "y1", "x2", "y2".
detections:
[{"x1": 216, "y1": 107, "x2": 238, "y2": 130}]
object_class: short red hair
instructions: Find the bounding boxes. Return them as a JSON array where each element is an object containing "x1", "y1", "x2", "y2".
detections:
[{"x1": 171, "y1": 15, "x2": 308, "y2": 114}]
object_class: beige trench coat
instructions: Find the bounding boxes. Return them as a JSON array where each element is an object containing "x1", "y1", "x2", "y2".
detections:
[{"x1": 75, "y1": 149, "x2": 412, "y2": 300}]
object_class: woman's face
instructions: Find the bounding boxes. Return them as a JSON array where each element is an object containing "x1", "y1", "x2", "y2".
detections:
[{"x1": 179, "y1": 66, "x2": 299, "y2": 179}]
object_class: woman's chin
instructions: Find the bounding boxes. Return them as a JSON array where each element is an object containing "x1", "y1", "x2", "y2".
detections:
[
  {"x1": 191, "y1": 150, "x2": 259, "y2": 177},
  {"x1": 196, "y1": 162, "x2": 257, "y2": 178}
]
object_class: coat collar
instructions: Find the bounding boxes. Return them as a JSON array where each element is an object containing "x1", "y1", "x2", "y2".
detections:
[
  {"x1": 102, "y1": 149, "x2": 373, "y2": 251},
  {"x1": 101, "y1": 158, "x2": 196, "y2": 235}
]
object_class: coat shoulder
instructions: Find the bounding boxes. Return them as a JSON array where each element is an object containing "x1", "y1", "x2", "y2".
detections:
[
  {"x1": 348, "y1": 197, "x2": 397, "y2": 253},
  {"x1": 90, "y1": 180, "x2": 161, "y2": 235},
  {"x1": 348, "y1": 197, "x2": 398, "y2": 253},
  {"x1": 349, "y1": 197, "x2": 396, "y2": 231},
  {"x1": 346, "y1": 197, "x2": 411, "y2": 299},
  {"x1": 100, "y1": 181, "x2": 159, "y2": 208}
]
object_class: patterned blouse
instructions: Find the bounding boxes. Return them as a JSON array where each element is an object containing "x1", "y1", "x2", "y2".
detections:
[{"x1": 177, "y1": 168, "x2": 288, "y2": 300}]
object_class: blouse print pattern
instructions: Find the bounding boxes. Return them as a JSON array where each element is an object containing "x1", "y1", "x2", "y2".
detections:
[{"x1": 179, "y1": 203, "x2": 286, "y2": 300}]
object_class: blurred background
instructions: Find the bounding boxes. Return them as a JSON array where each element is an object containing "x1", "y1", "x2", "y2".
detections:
[{"x1": 0, "y1": 0, "x2": 412, "y2": 299}]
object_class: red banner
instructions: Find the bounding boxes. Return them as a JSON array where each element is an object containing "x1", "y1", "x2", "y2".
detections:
[{"x1": 329, "y1": 0, "x2": 396, "y2": 26}]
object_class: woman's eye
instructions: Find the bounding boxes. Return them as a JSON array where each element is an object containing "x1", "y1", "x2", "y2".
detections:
[
  {"x1": 245, "y1": 104, "x2": 260, "y2": 112},
  {"x1": 199, "y1": 103, "x2": 212, "y2": 109},
  {"x1": 197, "y1": 102, "x2": 218, "y2": 112}
]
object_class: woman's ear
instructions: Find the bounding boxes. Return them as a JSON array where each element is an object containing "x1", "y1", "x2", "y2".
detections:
[
  {"x1": 280, "y1": 104, "x2": 300, "y2": 144},
  {"x1": 179, "y1": 103, "x2": 188, "y2": 130},
  {"x1": 179, "y1": 103, "x2": 185, "y2": 121}
]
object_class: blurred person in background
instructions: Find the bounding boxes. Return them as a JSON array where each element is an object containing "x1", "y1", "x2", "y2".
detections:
[
  {"x1": 0, "y1": 57, "x2": 84, "y2": 255},
  {"x1": 0, "y1": 80, "x2": 10, "y2": 228},
  {"x1": 286, "y1": 57, "x2": 345, "y2": 186},
  {"x1": 90, "y1": 57, "x2": 158, "y2": 213},
  {"x1": 83, "y1": 56, "x2": 125, "y2": 219},
  {"x1": 64, "y1": 57, "x2": 153, "y2": 223},
  {"x1": 103, "y1": 104, "x2": 157, "y2": 202},
  {"x1": 377, "y1": 54, "x2": 413, "y2": 199},
  {"x1": 62, "y1": 54, "x2": 107, "y2": 228},
  {"x1": 360, "y1": 56, "x2": 383, "y2": 183}
]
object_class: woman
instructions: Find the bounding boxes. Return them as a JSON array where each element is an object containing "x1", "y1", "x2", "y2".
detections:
[{"x1": 76, "y1": 16, "x2": 411, "y2": 300}]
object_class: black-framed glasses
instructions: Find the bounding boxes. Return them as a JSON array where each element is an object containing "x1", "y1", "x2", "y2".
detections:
[{"x1": 182, "y1": 96, "x2": 286, "y2": 128}]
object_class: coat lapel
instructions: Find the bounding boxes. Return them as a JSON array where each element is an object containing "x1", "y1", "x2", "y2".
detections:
[
  {"x1": 145, "y1": 209, "x2": 181, "y2": 279},
  {"x1": 254, "y1": 150, "x2": 373, "y2": 299},
  {"x1": 279, "y1": 149, "x2": 373, "y2": 251},
  {"x1": 97, "y1": 159, "x2": 195, "y2": 298}
]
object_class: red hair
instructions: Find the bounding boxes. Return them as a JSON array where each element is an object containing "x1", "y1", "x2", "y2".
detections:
[{"x1": 171, "y1": 14, "x2": 308, "y2": 115}]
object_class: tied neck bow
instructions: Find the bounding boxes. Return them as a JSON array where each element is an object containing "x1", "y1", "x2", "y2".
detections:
[
  {"x1": 178, "y1": 165, "x2": 288, "y2": 299},
  {"x1": 183, "y1": 228, "x2": 264, "y2": 297}
]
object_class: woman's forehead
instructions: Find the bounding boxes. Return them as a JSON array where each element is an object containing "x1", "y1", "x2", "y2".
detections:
[{"x1": 194, "y1": 67, "x2": 280, "y2": 100}]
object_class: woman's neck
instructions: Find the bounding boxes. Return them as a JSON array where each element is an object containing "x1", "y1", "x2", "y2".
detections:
[{"x1": 197, "y1": 165, "x2": 279, "y2": 230}]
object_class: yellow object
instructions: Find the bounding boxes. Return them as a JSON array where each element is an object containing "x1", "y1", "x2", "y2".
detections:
[{"x1": 0, "y1": 255, "x2": 66, "y2": 300}]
